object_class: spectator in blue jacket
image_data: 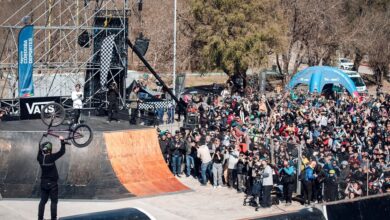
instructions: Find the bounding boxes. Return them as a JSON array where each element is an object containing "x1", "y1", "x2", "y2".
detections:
[
  {"x1": 302, "y1": 161, "x2": 317, "y2": 206},
  {"x1": 279, "y1": 160, "x2": 295, "y2": 206}
]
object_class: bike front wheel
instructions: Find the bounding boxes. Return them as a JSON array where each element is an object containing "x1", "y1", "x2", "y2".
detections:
[
  {"x1": 41, "y1": 103, "x2": 65, "y2": 127},
  {"x1": 71, "y1": 124, "x2": 93, "y2": 148}
]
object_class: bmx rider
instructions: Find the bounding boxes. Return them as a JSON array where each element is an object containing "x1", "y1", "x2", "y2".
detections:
[{"x1": 37, "y1": 136, "x2": 66, "y2": 220}]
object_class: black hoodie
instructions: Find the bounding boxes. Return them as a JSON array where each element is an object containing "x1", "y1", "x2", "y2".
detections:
[{"x1": 37, "y1": 141, "x2": 66, "y2": 182}]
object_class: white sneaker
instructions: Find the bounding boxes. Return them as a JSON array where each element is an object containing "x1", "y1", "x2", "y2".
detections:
[
  {"x1": 213, "y1": 186, "x2": 217, "y2": 189},
  {"x1": 217, "y1": 185, "x2": 222, "y2": 188}
]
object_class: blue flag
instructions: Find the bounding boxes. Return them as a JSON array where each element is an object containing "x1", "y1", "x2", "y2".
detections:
[{"x1": 18, "y1": 25, "x2": 34, "y2": 97}]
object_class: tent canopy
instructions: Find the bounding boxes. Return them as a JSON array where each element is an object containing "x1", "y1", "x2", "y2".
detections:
[{"x1": 287, "y1": 66, "x2": 359, "y2": 97}]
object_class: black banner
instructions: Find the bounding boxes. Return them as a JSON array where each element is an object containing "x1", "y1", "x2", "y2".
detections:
[
  {"x1": 19, "y1": 96, "x2": 61, "y2": 120},
  {"x1": 175, "y1": 74, "x2": 186, "y2": 96}
]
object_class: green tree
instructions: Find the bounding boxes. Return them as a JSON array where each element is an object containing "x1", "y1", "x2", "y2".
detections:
[
  {"x1": 188, "y1": 0, "x2": 283, "y2": 80},
  {"x1": 340, "y1": 0, "x2": 390, "y2": 84}
]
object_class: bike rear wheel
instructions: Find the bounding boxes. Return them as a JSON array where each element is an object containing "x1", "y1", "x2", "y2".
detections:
[
  {"x1": 71, "y1": 124, "x2": 93, "y2": 148},
  {"x1": 40, "y1": 103, "x2": 65, "y2": 127}
]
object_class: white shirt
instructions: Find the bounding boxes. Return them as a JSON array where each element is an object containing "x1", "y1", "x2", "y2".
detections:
[
  {"x1": 71, "y1": 90, "x2": 83, "y2": 109},
  {"x1": 262, "y1": 165, "x2": 273, "y2": 186},
  {"x1": 197, "y1": 145, "x2": 212, "y2": 164},
  {"x1": 228, "y1": 150, "x2": 239, "y2": 169}
]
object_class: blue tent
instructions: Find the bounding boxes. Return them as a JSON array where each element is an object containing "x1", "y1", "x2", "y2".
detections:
[{"x1": 287, "y1": 66, "x2": 359, "y2": 97}]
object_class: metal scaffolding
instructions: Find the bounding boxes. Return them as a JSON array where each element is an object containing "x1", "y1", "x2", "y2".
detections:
[{"x1": 0, "y1": 0, "x2": 130, "y2": 103}]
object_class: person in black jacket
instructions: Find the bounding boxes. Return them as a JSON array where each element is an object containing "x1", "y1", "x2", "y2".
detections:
[
  {"x1": 324, "y1": 170, "x2": 338, "y2": 202},
  {"x1": 170, "y1": 135, "x2": 185, "y2": 177},
  {"x1": 107, "y1": 82, "x2": 119, "y2": 123},
  {"x1": 159, "y1": 133, "x2": 170, "y2": 163},
  {"x1": 37, "y1": 136, "x2": 66, "y2": 220},
  {"x1": 313, "y1": 164, "x2": 326, "y2": 203},
  {"x1": 279, "y1": 160, "x2": 295, "y2": 206},
  {"x1": 177, "y1": 97, "x2": 187, "y2": 122},
  {"x1": 236, "y1": 153, "x2": 247, "y2": 193}
]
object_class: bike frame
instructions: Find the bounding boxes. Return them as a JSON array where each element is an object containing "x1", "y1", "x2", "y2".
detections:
[{"x1": 44, "y1": 117, "x2": 83, "y2": 141}]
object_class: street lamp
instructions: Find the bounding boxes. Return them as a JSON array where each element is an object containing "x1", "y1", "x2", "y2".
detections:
[{"x1": 173, "y1": 0, "x2": 177, "y2": 96}]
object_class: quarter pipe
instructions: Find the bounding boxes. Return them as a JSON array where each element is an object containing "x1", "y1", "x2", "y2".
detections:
[{"x1": 0, "y1": 119, "x2": 189, "y2": 199}]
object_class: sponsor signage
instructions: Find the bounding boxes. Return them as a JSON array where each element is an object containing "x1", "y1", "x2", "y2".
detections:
[
  {"x1": 19, "y1": 96, "x2": 61, "y2": 120},
  {"x1": 18, "y1": 25, "x2": 35, "y2": 97}
]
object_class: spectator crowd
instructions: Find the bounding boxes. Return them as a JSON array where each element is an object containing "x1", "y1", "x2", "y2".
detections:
[{"x1": 158, "y1": 86, "x2": 390, "y2": 209}]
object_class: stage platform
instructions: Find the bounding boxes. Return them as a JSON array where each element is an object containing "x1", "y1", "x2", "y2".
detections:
[
  {"x1": 0, "y1": 116, "x2": 144, "y2": 132},
  {"x1": 0, "y1": 118, "x2": 189, "y2": 199}
]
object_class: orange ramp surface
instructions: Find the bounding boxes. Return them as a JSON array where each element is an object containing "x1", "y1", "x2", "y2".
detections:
[
  {"x1": 0, "y1": 123, "x2": 189, "y2": 199},
  {"x1": 104, "y1": 128, "x2": 189, "y2": 196}
]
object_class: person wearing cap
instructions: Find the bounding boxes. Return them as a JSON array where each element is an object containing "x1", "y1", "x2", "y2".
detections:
[
  {"x1": 259, "y1": 157, "x2": 273, "y2": 208},
  {"x1": 37, "y1": 136, "x2": 67, "y2": 220},
  {"x1": 324, "y1": 169, "x2": 338, "y2": 202}
]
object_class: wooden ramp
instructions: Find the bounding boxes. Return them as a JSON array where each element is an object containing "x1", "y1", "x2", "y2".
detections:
[
  {"x1": 104, "y1": 128, "x2": 189, "y2": 196},
  {"x1": 0, "y1": 123, "x2": 189, "y2": 199}
]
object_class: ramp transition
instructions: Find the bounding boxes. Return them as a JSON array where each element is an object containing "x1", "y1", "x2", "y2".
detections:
[{"x1": 0, "y1": 126, "x2": 189, "y2": 199}]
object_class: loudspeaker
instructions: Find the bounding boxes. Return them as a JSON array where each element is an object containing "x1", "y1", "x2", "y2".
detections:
[
  {"x1": 78, "y1": 30, "x2": 91, "y2": 48},
  {"x1": 184, "y1": 114, "x2": 199, "y2": 129}
]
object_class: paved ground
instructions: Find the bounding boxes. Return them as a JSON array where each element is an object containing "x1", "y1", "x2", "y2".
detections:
[{"x1": 0, "y1": 176, "x2": 303, "y2": 220}]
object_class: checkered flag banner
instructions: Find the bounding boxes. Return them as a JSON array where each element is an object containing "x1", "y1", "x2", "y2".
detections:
[
  {"x1": 138, "y1": 101, "x2": 175, "y2": 110},
  {"x1": 100, "y1": 35, "x2": 115, "y2": 90}
]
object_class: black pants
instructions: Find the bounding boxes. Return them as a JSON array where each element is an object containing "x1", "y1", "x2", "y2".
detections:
[
  {"x1": 228, "y1": 169, "x2": 237, "y2": 188},
  {"x1": 324, "y1": 185, "x2": 338, "y2": 202},
  {"x1": 178, "y1": 110, "x2": 186, "y2": 121},
  {"x1": 283, "y1": 182, "x2": 294, "y2": 203},
  {"x1": 74, "y1": 109, "x2": 81, "y2": 123},
  {"x1": 38, "y1": 180, "x2": 58, "y2": 220},
  {"x1": 313, "y1": 182, "x2": 323, "y2": 202},
  {"x1": 262, "y1": 185, "x2": 272, "y2": 207},
  {"x1": 303, "y1": 180, "x2": 313, "y2": 205},
  {"x1": 130, "y1": 108, "x2": 138, "y2": 124},
  {"x1": 108, "y1": 102, "x2": 118, "y2": 121}
]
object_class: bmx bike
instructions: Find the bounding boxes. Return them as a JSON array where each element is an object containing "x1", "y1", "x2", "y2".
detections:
[{"x1": 40, "y1": 103, "x2": 93, "y2": 148}]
